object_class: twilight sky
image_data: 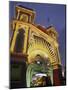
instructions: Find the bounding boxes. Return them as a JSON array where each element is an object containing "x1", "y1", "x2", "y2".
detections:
[{"x1": 9, "y1": 1, "x2": 66, "y2": 66}]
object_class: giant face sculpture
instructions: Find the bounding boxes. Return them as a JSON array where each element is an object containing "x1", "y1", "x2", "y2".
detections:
[{"x1": 26, "y1": 55, "x2": 53, "y2": 87}]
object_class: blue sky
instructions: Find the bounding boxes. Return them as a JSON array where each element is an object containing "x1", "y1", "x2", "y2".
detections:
[{"x1": 9, "y1": 1, "x2": 66, "y2": 66}]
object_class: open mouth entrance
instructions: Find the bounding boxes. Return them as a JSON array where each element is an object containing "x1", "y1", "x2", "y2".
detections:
[{"x1": 31, "y1": 73, "x2": 52, "y2": 87}]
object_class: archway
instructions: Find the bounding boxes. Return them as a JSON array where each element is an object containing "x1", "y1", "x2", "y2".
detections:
[{"x1": 26, "y1": 52, "x2": 53, "y2": 87}]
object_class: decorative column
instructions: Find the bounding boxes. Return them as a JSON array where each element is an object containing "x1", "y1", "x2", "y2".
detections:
[{"x1": 53, "y1": 65, "x2": 63, "y2": 86}]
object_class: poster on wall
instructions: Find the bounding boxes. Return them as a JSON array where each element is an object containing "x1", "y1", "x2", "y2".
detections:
[{"x1": 9, "y1": 1, "x2": 66, "y2": 89}]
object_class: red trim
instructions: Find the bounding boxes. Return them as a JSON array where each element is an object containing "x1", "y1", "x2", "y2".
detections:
[
  {"x1": 11, "y1": 52, "x2": 28, "y2": 57},
  {"x1": 10, "y1": 53, "x2": 28, "y2": 62},
  {"x1": 37, "y1": 25, "x2": 47, "y2": 34}
]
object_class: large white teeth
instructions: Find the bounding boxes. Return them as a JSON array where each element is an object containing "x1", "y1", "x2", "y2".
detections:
[
  {"x1": 32, "y1": 73, "x2": 47, "y2": 81},
  {"x1": 35, "y1": 73, "x2": 47, "y2": 77}
]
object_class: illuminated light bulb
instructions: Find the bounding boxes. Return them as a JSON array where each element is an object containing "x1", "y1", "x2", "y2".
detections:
[
  {"x1": 44, "y1": 53, "x2": 48, "y2": 58},
  {"x1": 17, "y1": 31, "x2": 19, "y2": 34},
  {"x1": 54, "y1": 42, "x2": 58, "y2": 47}
]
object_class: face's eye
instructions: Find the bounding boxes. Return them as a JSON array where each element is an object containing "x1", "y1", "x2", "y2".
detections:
[
  {"x1": 37, "y1": 61, "x2": 40, "y2": 64},
  {"x1": 35, "y1": 60, "x2": 42, "y2": 65}
]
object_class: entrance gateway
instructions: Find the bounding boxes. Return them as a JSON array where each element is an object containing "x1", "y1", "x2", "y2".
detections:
[
  {"x1": 26, "y1": 54, "x2": 53, "y2": 87},
  {"x1": 10, "y1": 6, "x2": 64, "y2": 88}
]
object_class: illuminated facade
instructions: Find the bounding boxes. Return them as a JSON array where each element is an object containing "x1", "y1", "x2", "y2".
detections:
[{"x1": 10, "y1": 6, "x2": 64, "y2": 88}]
